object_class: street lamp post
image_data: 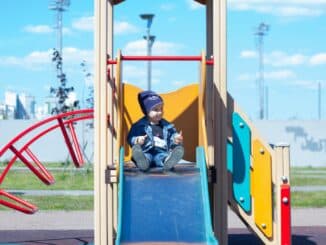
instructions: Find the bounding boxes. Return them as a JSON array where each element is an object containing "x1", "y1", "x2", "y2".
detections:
[
  {"x1": 255, "y1": 22, "x2": 269, "y2": 120},
  {"x1": 140, "y1": 14, "x2": 155, "y2": 90}
]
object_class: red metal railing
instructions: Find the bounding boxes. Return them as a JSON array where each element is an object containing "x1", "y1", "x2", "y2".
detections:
[
  {"x1": 107, "y1": 55, "x2": 214, "y2": 65},
  {"x1": 0, "y1": 109, "x2": 94, "y2": 213}
]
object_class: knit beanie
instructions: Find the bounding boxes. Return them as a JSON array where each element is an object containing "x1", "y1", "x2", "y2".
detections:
[{"x1": 138, "y1": 90, "x2": 163, "y2": 115}]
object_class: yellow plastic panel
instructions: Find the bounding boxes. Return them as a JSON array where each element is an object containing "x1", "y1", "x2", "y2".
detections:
[
  {"x1": 251, "y1": 139, "x2": 273, "y2": 238},
  {"x1": 122, "y1": 84, "x2": 199, "y2": 162}
]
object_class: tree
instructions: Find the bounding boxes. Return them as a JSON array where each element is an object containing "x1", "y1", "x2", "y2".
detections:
[
  {"x1": 50, "y1": 48, "x2": 79, "y2": 114},
  {"x1": 81, "y1": 60, "x2": 94, "y2": 129},
  {"x1": 81, "y1": 60, "x2": 93, "y2": 109}
]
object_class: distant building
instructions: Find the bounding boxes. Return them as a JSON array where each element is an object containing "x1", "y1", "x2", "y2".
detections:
[
  {"x1": 3, "y1": 91, "x2": 36, "y2": 119},
  {"x1": 35, "y1": 96, "x2": 56, "y2": 119},
  {"x1": 4, "y1": 91, "x2": 16, "y2": 119},
  {"x1": 44, "y1": 96, "x2": 57, "y2": 114},
  {"x1": 19, "y1": 93, "x2": 36, "y2": 119},
  {"x1": 0, "y1": 103, "x2": 7, "y2": 120}
]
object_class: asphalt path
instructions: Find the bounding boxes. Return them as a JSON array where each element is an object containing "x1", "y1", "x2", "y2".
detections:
[{"x1": 0, "y1": 208, "x2": 325, "y2": 244}]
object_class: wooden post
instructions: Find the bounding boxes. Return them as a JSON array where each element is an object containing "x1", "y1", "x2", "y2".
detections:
[
  {"x1": 94, "y1": 0, "x2": 115, "y2": 244},
  {"x1": 206, "y1": 0, "x2": 228, "y2": 244}
]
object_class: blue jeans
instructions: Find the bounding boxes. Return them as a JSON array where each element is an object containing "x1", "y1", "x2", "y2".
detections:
[{"x1": 144, "y1": 147, "x2": 168, "y2": 168}]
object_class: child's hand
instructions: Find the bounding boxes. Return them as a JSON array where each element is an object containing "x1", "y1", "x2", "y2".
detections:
[
  {"x1": 136, "y1": 135, "x2": 147, "y2": 145},
  {"x1": 174, "y1": 131, "x2": 183, "y2": 144}
]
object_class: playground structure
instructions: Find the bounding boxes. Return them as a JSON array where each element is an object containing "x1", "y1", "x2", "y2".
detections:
[
  {"x1": 94, "y1": 0, "x2": 291, "y2": 245},
  {"x1": 0, "y1": 0, "x2": 291, "y2": 245},
  {"x1": 0, "y1": 109, "x2": 93, "y2": 213}
]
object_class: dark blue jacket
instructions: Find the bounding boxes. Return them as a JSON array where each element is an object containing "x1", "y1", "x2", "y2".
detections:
[{"x1": 127, "y1": 116, "x2": 179, "y2": 153}]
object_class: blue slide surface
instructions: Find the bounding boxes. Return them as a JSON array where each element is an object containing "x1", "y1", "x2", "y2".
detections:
[{"x1": 116, "y1": 147, "x2": 218, "y2": 245}]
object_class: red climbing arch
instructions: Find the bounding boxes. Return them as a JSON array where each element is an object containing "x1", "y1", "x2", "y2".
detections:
[{"x1": 0, "y1": 109, "x2": 93, "y2": 214}]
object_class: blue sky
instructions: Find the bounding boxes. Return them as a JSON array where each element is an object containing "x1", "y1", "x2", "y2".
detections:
[{"x1": 0, "y1": 0, "x2": 325, "y2": 120}]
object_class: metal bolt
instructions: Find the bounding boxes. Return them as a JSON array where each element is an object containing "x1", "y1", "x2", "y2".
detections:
[
  {"x1": 282, "y1": 197, "x2": 289, "y2": 204},
  {"x1": 260, "y1": 148, "x2": 265, "y2": 154},
  {"x1": 239, "y1": 122, "x2": 244, "y2": 128},
  {"x1": 281, "y1": 176, "x2": 288, "y2": 183},
  {"x1": 239, "y1": 197, "x2": 244, "y2": 202},
  {"x1": 261, "y1": 223, "x2": 266, "y2": 229}
]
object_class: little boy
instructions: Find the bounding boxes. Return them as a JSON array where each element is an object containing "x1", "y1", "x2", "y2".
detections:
[{"x1": 127, "y1": 90, "x2": 184, "y2": 171}]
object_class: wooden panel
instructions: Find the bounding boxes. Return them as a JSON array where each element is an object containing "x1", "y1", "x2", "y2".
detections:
[{"x1": 252, "y1": 139, "x2": 273, "y2": 238}]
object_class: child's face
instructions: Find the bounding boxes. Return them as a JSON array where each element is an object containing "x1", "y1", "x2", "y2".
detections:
[{"x1": 148, "y1": 103, "x2": 163, "y2": 124}]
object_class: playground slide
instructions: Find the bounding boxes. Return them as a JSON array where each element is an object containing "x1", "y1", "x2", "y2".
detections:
[{"x1": 116, "y1": 147, "x2": 218, "y2": 245}]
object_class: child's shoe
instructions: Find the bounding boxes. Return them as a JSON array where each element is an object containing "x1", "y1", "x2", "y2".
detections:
[
  {"x1": 164, "y1": 145, "x2": 184, "y2": 171},
  {"x1": 132, "y1": 144, "x2": 150, "y2": 171}
]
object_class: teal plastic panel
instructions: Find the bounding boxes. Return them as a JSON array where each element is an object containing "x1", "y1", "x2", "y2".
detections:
[
  {"x1": 232, "y1": 112, "x2": 251, "y2": 213},
  {"x1": 227, "y1": 140, "x2": 233, "y2": 173},
  {"x1": 115, "y1": 147, "x2": 125, "y2": 245},
  {"x1": 196, "y1": 147, "x2": 219, "y2": 245}
]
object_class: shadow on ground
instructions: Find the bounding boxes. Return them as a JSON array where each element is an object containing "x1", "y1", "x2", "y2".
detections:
[
  {"x1": 0, "y1": 227, "x2": 325, "y2": 245},
  {"x1": 0, "y1": 230, "x2": 93, "y2": 244},
  {"x1": 229, "y1": 227, "x2": 325, "y2": 245}
]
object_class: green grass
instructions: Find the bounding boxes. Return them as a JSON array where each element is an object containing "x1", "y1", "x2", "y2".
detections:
[
  {"x1": 290, "y1": 176, "x2": 326, "y2": 186},
  {"x1": 290, "y1": 167, "x2": 326, "y2": 207},
  {"x1": 0, "y1": 161, "x2": 81, "y2": 168},
  {"x1": 1, "y1": 170, "x2": 93, "y2": 190},
  {"x1": 0, "y1": 195, "x2": 93, "y2": 211},
  {"x1": 1, "y1": 165, "x2": 326, "y2": 210},
  {"x1": 292, "y1": 191, "x2": 326, "y2": 207},
  {"x1": 290, "y1": 167, "x2": 326, "y2": 186},
  {"x1": 0, "y1": 162, "x2": 94, "y2": 210},
  {"x1": 291, "y1": 166, "x2": 326, "y2": 172}
]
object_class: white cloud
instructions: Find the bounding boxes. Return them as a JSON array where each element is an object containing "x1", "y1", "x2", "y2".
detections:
[
  {"x1": 186, "y1": 0, "x2": 204, "y2": 10},
  {"x1": 237, "y1": 73, "x2": 253, "y2": 81},
  {"x1": 265, "y1": 51, "x2": 306, "y2": 67},
  {"x1": 278, "y1": 6, "x2": 322, "y2": 17},
  {"x1": 240, "y1": 49, "x2": 326, "y2": 68},
  {"x1": 72, "y1": 16, "x2": 94, "y2": 31},
  {"x1": 62, "y1": 27, "x2": 72, "y2": 35},
  {"x1": 65, "y1": 92, "x2": 78, "y2": 106},
  {"x1": 0, "y1": 47, "x2": 93, "y2": 70},
  {"x1": 122, "y1": 65, "x2": 164, "y2": 83},
  {"x1": 123, "y1": 40, "x2": 146, "y2": 55},
  {"x1": 228, "y1": 0, "x2": 326, "y2": 17},
  {"x1": 114, "y1": 21, "x2": 139, "y2": 35},
  {"x1": 264, "y1": 69, "x2": 296, "y2": 79},
  {"x1": 123, "y1": 65, "x2": 147, "y2": 80},
  {"x1": 237, "y1": 69, "x2": 296, "y2": 81},
  {"x1": 309, "y1": 53, "x2": 326, "y2": 65},
  {"x1": 291, "y1": 79, "x2": 320, "y2": 89},
  {"x1": 153, "y1": 41, "x2": 184, "y2": 55},
  {"x1": 0, "y1": 50, "x2": 52, "y2": 70},
  {"x1": 23, "y1": 25, "x2": 53, "y2": 34},
  {"x1": 172, "y1": 80, "x2": 187, "y2": 87},
  {"x1": 160, "y1": 3, "x2": 176, "y2": 11},
  {"x1": 240, "y1": 50, "x2": 257, "y2": 58},
  {"x1": 61, "y1": 47, "x2": 94, "y2": 69},
  {"x1": 240, "y1": 50, "x2": 308, "y2": 67},
  {"x1": 123, "y1": 39, "x2": 183, "y2": 55}
]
